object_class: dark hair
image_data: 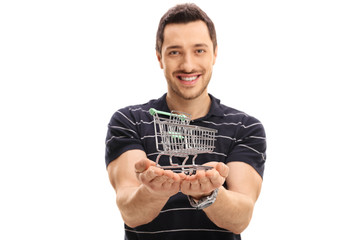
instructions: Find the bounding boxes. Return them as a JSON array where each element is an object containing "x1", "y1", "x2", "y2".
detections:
[{"x1": 156, "y1": 3, "x2": 217, "y2": 54}]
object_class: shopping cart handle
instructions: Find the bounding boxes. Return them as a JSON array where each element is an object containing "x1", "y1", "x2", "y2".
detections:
[
  {"x1": 149, "y1": 108, "x2": 190, "y2": 122},
  {"x1": 149, "y1": 108, "x2": 172, "y2": 117}
]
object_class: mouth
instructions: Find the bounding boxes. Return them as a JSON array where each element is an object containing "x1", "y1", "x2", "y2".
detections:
[{"x1": 176, "y1": 74, "x2": 201, "y2": 85}]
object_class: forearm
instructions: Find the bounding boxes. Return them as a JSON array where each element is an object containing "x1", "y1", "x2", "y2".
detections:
[
  {"x1": 116, "y1": 184, "x2": 169, "y2": 228},
  {"x1": 204, "y1": 186, "x2": 255, "y2": 234}
]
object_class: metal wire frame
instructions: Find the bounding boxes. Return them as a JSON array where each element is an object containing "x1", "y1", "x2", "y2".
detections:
[{"x1": 150, "y1": 108, "x2": 217, "y2": 175}]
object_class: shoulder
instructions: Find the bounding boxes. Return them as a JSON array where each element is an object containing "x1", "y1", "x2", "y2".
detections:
[
  {"x1": 203, "y1": 96, "x2": 266, "y2": 146},
  {"x1": 109, "y1": 96, "x2": 164, "y2": 125},
  {"x1": 215, "y1": 99, "x2": 264, "y2": 129},
  {"x1": 209, "y1": 94, "x2": 257, "y2": 121},
  {"x1": 116, "y1": 99, "x2": 158, "y2": 117}
]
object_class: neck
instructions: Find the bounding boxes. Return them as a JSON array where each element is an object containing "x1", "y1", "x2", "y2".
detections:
[{"x1": 166, "y1": 92, "x2": 211, "y2": 120}]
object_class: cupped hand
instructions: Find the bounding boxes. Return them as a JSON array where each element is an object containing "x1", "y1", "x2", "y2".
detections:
[
  {"x1": 135, "y1": 159, "x2": 184, "y2": 198},
  {"x1": 180, "y1": 162, "x2": 229, "y2": 199}
]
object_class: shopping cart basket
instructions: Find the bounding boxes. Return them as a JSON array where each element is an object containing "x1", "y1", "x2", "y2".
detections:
[{"x1": 149, "y1": 108, "x2": 218, "y2": 175}]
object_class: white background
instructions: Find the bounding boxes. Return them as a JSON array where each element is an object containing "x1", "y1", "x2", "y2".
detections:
[{"x1": 1, "y1": 0, "x2": 359, "y2": 239}]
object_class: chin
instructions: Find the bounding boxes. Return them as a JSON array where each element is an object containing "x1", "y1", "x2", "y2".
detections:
[{"x1": 176, "y1": 89, "x2": 207, "y2": 101}]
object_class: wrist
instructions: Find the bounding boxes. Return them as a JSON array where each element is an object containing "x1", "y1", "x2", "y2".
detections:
[
  {"x1": 139, "y1": 184, "x2": 170, "y2": 202},
  {"x1": 188, "y1": 188, "x2": 219, "y2": 210},
  {"x1": 190, "y1": 190, "x2": 214, "y2": 201}
]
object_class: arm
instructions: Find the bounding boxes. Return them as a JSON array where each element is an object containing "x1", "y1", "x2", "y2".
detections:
[
  {"x1": 107, "y1": 149, "x2": 182, "y2": 228},
  {"x1": 180, "y1": 161, "x2": 262, "y2": 234}
]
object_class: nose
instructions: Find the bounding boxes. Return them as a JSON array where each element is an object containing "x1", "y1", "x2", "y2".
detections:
[{"x1": 179, "y1": 53, "x2": 195, "y2": 73}]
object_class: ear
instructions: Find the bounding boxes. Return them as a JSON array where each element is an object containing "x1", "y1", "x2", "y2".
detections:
[
  {"x1": 156, "y1": 51, "x2": 164, "y2": 69},
  {"x1": 213, "y1": 46, "x2": 218, "y2": 65}
]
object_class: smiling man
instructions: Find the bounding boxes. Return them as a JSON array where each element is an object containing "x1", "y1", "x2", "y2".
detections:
[
  {"x1": 159, "y1": 20, "x2": 216, "y2": 105},
  {"x1": 106, "y1": 3, "x2": 266, "y2": 240}
]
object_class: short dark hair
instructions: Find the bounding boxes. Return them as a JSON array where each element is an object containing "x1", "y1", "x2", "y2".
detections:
[{"x1": 156, "y1": 3, "x2": 217, "y2": 54}]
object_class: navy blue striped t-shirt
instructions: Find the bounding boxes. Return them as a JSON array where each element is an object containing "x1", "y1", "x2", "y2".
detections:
[{"x1": 105, "y1": 93, "x2": 266, "y2": 240}]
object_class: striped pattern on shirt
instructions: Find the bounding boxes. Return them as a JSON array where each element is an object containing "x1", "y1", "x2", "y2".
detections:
[{"x1": 105, "y1": 93, "x2": 266, "y2": 240}]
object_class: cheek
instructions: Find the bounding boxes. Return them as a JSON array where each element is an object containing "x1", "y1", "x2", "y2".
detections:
[
  {"x1": 203, "y1": 61, "x2": 214, "y2": 73},
  {"x1": 163, "y1": 61, "x2": 176, "y2": 73},
  {"x1": 163, "y1": 65, "x2": 173, "y2": 78},
  {"x1": 199, "y1": 57, "x2": 214, "y2": 68}
]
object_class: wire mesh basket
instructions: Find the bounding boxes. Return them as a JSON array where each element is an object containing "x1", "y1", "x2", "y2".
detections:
[{"x1": 149, "y1": 108, "x2": 217, "y2": 175}]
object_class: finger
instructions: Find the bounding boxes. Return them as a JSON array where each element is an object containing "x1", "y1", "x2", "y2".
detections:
[
  {"x1": 163, "y1": 170, "x2": 175, "y2": 179},
  {"x1": 195, "y1": 169, "x2": 206, "y2": 179},
  {"x1": 190, "y1": 179, "x2": 200, "y2": 191},
  {"x1": 162, "y1": 175, "x2": 177, "y2": 189},
  {"x1": 151, "y1": 175, "x2": 168, "y2": 185},
  {"x1": 196, "y1": 170, "x2": 209, "y2": 184},
  {"x1": 151, "y1": 165, "x2": 165, "y2": 176},
  {"x1": 166, "y1": 177, "x2": 175, "y2": 184},
  {"x1": 135, "y1": 159, "x2": 154, "y2": 173},
  {"x1": 141, "y1": 166, "x2": 164, "y2": 182},
  {"x1": 178, "y1": 173, "x2": 187, "y2": 183},
  {"x1": 171, "y1": 172, "x2": 182, "y2": 182},
  {"x1": 160, "y1": 170, "x2": 175, "y2": 183},
  {"x1": 181, "y1": 180, "x2": 191, "y2": 191},
  {"x1": 198, "y1": 175, "x2": 210, "y2": 185},
  {"x1": 197, "y1": 174, "x2": 213, "y2": 193},
  {"x1": 216, "y1": 162, "x2": 229, "y2": 178},
  {"x1": 185, "y1": 172, "x2": 198, "y2": 181},
  {"x1": 205, "y1": 167, "x2": 217, "y2": 178},
  {"x1": 207, "y1": 170, "x2": 224, "y2": 187}
]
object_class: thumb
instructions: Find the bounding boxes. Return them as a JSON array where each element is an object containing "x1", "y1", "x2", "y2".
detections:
[
  {"x1": 135, "y1": 159, "x2": 154, "y2": 173},
  {"x1": 216, "y1": 162, "x2": 229, "y2": 178}
]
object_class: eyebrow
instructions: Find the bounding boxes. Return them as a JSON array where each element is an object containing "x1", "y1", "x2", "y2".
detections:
[
  {"x1": 165, "y1": 43, "x2": 210, "y2": 50},
  {"x1": 194, "y1": 43, "x2": 209, "y2": 48},
  {"x1": 166, "y1": 45, "x2": 182, "y2": 50}
]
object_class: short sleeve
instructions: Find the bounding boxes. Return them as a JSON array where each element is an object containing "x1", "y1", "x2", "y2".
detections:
[
  {"x1": 226, "y1": 116, "x2": 267, "y2": 178},
  {"x1": 105, "y1": 109, "x2": 144, "y2": 167}
]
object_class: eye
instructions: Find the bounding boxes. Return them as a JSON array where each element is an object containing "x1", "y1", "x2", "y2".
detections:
[
  {"x1": 169, "y1": 51, "x2": 180, "y2": 55},
  {"x1": 196, "y1": 49, "x2": 205, "y2": 54}
]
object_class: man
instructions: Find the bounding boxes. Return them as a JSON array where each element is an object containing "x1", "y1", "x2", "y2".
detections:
[{"x1": 105, "y1": 3, "x2": 266, "y2": 240}]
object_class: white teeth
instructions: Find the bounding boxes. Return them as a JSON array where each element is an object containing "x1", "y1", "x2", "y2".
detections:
[{"x1": 180, "y1": 76, "x2": 198, "y2": 81}]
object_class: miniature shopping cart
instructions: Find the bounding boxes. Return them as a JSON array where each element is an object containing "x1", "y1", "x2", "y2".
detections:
[{"x1": 149, "y1": 108, "x2": 218, "y2": 175}]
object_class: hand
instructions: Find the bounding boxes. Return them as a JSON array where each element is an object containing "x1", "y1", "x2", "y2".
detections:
[
  {"x1": 135, "y1": 159, "x2": 183, "y2": 199},
  {"x1": 180, "y1": 162, "x2": 229, "y2": 199}
]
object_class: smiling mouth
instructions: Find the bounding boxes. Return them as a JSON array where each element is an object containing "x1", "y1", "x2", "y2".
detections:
[{"x1": 176, "y1": 75, "x2": 201, "y2": 82}]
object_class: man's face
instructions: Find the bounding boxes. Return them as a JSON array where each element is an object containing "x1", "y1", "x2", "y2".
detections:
[{"x1": 157, "y1": 20, "x2": 217, "y2": 100}]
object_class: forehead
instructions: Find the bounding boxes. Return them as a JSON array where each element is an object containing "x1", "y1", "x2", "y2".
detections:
[{"x1": 162, "y1": 20, "x2": 213, "y2": 48}]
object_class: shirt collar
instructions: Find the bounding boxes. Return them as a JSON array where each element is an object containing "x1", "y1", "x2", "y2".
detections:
[
  {"x1": 155, "y1": 93, "x2": 171, "y2": 112},
  {"x1": 207, "y1": 94, "x2": 225, "y2": 118},
  {"x1": 155, "y1": 93, "x2": 224, "y2": 120}
]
